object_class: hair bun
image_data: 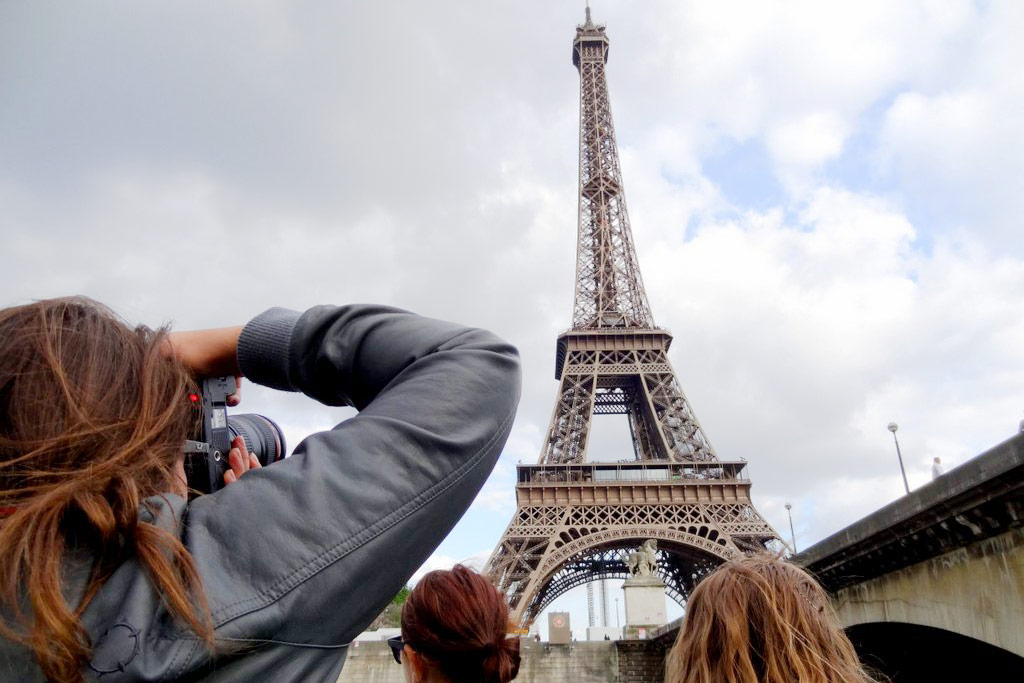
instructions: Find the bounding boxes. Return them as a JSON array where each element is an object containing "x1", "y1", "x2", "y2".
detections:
[{"x1": 479, "y1": 637, "x2": 520, "y2": 683}]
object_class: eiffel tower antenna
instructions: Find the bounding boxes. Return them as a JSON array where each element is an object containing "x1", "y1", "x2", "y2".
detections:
[{"x1": 485, "y1": 10, "x2": 782, "y2": 627}]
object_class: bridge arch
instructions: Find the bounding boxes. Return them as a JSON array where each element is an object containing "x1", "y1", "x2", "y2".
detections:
[
  {"x1": 828, "y1": 528, "x2": 1024, "y2": 662},
  {"x1": 519, "y1": 525, "x2": 741, "y2": 624},
  {"x1": 847, "y1": 622, "x2": 1024, "y2": 680}
]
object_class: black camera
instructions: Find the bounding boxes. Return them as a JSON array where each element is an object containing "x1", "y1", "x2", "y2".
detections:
[{"x1": 183, "y1": 377, "x2": 286, "y2": 494}]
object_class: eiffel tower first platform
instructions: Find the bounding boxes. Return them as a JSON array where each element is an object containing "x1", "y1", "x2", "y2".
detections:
[{"x1": 485, "y1": 10, "x2": 782, "y2": 627}]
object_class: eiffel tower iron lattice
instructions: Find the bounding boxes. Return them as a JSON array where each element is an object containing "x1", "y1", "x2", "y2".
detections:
[{"x1": 485, "y1": 9, "x2": 782, "y2": 627}]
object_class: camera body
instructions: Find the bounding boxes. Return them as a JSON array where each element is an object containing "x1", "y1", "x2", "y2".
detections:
[{"x1": 183, "y1": 377, "x2": 286, "y2": 494}]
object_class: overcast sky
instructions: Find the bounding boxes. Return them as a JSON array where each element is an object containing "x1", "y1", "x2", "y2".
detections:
[{"x1": 3, "y1": 0, "x2": 1023, "y2": 637}]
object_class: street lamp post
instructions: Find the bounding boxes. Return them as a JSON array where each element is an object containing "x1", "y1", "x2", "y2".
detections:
[
  {"x1": 887, "y1": 422, "x2": 910, "y2": 495},
  {"x1": 784, "y1": 503, "x2": 797, "y2": 553}
]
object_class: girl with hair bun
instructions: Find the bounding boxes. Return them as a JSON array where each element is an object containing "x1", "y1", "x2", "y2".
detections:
[{"x1": 390, "y1": 565, "x2": 521, "y2": 683}]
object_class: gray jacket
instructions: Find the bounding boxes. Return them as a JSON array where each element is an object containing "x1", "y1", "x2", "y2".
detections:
[{"x1": 0, "y1": 304, "x2": 521, "y2": 682}]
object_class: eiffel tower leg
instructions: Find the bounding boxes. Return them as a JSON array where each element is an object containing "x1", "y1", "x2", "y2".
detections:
[
  {"x1": 486, "y1": 505, "x2": 572, "y2": 622},
  {"x1": 540, "y1": 370, "x2": 596, "y2": 464},
  {"x1": 639, "y1": 354, "x2": 717, "y2": 462}
]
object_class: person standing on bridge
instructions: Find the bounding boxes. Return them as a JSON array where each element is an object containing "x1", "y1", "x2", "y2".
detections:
[{"x1": 665, "y1": 554, "x2": 877, "y2": 683}]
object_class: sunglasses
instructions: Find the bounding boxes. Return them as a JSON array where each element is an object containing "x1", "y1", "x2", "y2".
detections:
[{"x1": 387, "y1": 636, "x2": 404, "y2": 664}]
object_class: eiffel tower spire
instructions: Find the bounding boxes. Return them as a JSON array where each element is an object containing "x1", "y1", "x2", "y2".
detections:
[
  {"x1": 486, "y1": 11, "x2": 782, "y2": 628},
  {"x1": 538, "y1": 13, "x2": 712, "y2": 466},
  {"x1": 572, "y1": 12, "x2": 653, "y2": 330}
]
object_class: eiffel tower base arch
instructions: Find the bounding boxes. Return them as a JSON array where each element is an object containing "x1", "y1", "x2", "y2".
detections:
[
  {"x1": 520, "y1": 527, "x2": 738, "y2": 625},
  {"x1": 486, "y1": 467, "x2": 781, "y2": 628}
]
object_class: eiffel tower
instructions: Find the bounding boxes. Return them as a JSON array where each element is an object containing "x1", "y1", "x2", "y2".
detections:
[{"x1": 485, "y1": 9, "x2": 782, "y2": 627}]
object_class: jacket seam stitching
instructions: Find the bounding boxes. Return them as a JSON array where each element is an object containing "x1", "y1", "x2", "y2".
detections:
[{"x1": 171, "y1": 635, "x2": 202, "y2": 678}]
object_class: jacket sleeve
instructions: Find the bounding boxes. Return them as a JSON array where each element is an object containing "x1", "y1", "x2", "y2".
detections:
[{"x1": 182, "y1": 304, "x2": 521, "y2": 646}]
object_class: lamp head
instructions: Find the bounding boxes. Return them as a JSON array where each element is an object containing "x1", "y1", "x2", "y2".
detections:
[{"x1": 887, "y1": 422, "x2": 899, "y2": 433}]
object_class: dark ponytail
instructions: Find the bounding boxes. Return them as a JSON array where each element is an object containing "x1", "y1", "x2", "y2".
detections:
[{"x1": 401, "y1": 565, "x2": 521, "y2": 683}]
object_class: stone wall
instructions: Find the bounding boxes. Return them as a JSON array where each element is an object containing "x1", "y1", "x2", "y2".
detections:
[
  {"x1": 616, "y1": 640, "x2": 668, "y2": 683},
  {"x1": 514, "y1": 640, "x2": 618, "y2": 683},
  {"x1": 337, "y1": 639, "x2": 622, "y2": 683},
  {"x1": 833, "y1": 526, "x2": 1024, "y2": 658},
  {"x1": 336, "y1": 641, "x2": 396, "y2": 683}
]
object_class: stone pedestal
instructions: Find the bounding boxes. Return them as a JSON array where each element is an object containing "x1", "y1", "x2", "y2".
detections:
[{"x1": 622, "y1": 575, "x2": 667, "y2": 639}]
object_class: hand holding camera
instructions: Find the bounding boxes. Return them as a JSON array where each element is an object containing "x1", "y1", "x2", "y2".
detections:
[
  {"x1": 165, "y1": 326, "x2": 244, "y2": 403},
  {"x1": 224, "y1": 435, "x2": 262, "y2": 485},
  {"x1": 166, "y1": 326, "x2": 285, "y2": 494}
]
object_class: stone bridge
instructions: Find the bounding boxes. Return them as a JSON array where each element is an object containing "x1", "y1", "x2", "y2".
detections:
[
  {"x1": 793, "y1": 432, "x2": 1024, "y2": 680},
  {"x1": 632, "y1": 434, "x2": 1024, "y2": 682}
]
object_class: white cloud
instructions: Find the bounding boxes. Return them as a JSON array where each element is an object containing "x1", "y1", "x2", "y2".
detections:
[
  {"x1": 409, "y1": 549, "x2": 492, "y2": 586},
  {"x1": 471, "y1": 488, "x2": 515, "y2": 515},
  {"x1": 641, "y1": 184, "x2": 1024, "y2": 543},
  {"x1": 767, "y1": 111, "x2": 847, "y2": 172}
]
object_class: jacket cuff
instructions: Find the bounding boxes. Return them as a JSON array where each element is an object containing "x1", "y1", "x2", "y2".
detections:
[{"x1": 238, "y1": 307, "x2": 302, "y2": 391}]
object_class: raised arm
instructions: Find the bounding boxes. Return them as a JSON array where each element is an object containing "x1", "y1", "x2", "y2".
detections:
[{"x1": 183, "y1": 305, "x2": 520, "y2": 646}]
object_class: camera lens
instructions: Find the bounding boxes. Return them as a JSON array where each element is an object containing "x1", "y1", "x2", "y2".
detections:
[{"x1": 227, "y1": 414, "x2": 287, "y2": 466}]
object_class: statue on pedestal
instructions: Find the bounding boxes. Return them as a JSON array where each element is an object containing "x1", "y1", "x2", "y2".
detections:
[
  {"x1": 621, "y1": 540, "x2": 667, "y2": 634},
  {"x1": 625, "y1": 540, "x2": 658, "y2": 578}
]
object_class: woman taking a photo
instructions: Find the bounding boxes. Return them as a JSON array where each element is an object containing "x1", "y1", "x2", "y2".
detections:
[{"x1": 0, "y1": 297, "x2": 520, "y2": 682}]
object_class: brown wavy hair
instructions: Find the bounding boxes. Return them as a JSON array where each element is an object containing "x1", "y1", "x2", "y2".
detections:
[
  {"x1": 0, "y1": 297, "x2": 212, "y2": 682},
  {"x1": 666, "y1": 554, "x2": 878, "y2": 683},
  {"x1": 401, "y1": 565, "x2": 520, "y2": 683}
]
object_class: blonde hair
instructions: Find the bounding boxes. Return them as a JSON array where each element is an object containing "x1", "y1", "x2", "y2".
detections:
[{"x1": 666, "y1": 554, "x2": 877, "y2": 683}]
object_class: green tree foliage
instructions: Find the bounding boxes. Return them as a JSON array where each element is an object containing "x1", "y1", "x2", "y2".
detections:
[
  {"x1": 368, "y1": 586, "x2": 413, "y2": 630},
  {"x1": 392, "y1": 586, "x2": 411, "y2": 606}
]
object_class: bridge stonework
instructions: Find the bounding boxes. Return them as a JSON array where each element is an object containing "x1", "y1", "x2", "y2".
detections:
[
  {"x1": 832, "y1": 527, "x2": 1024, "y2": 658},
  {"x1": 795, "y1": 433, "x2": 1024, "y2": 676},
  {"x1": 615, "y1": 640, "x2": 670, "y2": 683}
]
